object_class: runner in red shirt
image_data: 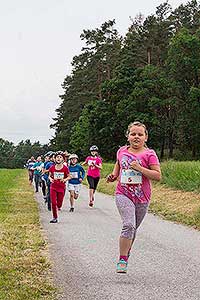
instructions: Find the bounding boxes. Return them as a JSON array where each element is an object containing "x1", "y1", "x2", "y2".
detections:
[{"x1": 49, "y1": 151, "x2": 71, "y2": 223}]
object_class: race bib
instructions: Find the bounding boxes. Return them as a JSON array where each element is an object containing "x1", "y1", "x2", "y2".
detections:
[
  {"x1": 70, "y1": 172, "x2": 78, "y2": 179},
  {"x1": 54, "y1": 172, "x2": 64, "y2": 180},
  {"x1": 120, "y1": 169, "x2": 142, "y2": 184},
  {"x1": 88, "y1": 160, "x2": 94, "y2": 166}
]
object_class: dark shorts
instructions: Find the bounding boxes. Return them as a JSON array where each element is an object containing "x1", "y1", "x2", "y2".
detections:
[
  {"x1": 87, "y1": 176, "x2": 100, "y2": 190},
  {"x1": 28, "y1": 170, "x2": 34, "y2": 182}
]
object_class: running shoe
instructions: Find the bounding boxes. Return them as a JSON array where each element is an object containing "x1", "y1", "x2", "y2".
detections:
[
  {"x1": 89, "y1": 201, "x2": 94, "y2": 207},
  {"x1": 50, "y1": 218, "x2": 58, "y2": 223},
  {"x1": 116, "y1": 259, "x2": 128, "y2": 274},
  {"x1": 69, "y1": 207, "x2": 74, "y2": 212}
]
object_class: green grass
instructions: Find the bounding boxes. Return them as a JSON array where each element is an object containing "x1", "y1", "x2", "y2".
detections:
[
  {"x1": 0, "y1": 169, "x2": 56, "y2": 300},
  {"x1": 161, "y1": 160, "x2": 200, "y2": 193}
]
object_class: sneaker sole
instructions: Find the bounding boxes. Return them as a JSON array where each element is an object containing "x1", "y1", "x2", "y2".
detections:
[{"x1": 116, "y1": 269, "x2": 127, "y2": 274}]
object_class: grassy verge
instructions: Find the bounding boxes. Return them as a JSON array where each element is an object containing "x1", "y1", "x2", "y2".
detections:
[
  {"x1": 83, "y1": 161, "x2": 200, "y2": 230},
  {"x1": 161, "y1": 160, "x2": 200, "y2": 193},
  {"x1": 0, "y1": 169, "x2": 56, "y2": 300}
]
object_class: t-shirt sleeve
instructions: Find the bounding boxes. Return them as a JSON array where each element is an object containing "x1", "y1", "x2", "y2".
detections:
[
  {"x1": 97, "y1": 157, "x2": 102, "y2": 165},
  {"x1": 45, "y1": 162, "x2": 50, "y2": 170},
  {"x1": 49, "y1": 165, "x2": 54, "y2": 173},
  {"x1": 80, "y1": 166, "x2": 85, "y2": 178},
  {"x1": 148, "y1": 150, "x2": 160, "y2": 166}
]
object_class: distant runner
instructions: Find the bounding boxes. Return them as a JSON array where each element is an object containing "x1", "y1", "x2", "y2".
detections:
[
  {"x1": 31, "y1": 156, "x2": 43, "y2": 193},
  {"x1": 68, "y1": 154, "x2": 85, "y2": 212},
  {"x1": 26, "y1": 156, "x2": 36, "y2": 185},
  {"x1": 82, "y1": 145, "x2": 102, "y2": 207}
]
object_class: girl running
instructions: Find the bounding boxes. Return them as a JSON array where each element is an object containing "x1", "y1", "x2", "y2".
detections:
[
  {"x1": 107, "y1": 121, "x2": 161, "y2": 273},
  {"x1": 48, "y1": 151, "x2": 71, "y2": 223},
  {"x1": 82, "y1": 145, "x2": 102, "y2": 207},
  {"x1": 68, "y1": 154, "x2": 85, "y2": 212}
]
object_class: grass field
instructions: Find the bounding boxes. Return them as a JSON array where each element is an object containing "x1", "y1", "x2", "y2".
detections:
[
  {"x1": 0, "y1": 169, "x2": 55, "y2": 300},
  {"x1": 160, "y1": 160, "x2": 200, "y2": 193}
]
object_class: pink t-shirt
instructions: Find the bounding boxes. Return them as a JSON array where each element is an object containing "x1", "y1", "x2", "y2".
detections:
[
  {"x1": 85, "y1": 156, "x2": 102, "y2": 178},
  {"x1": 116, "y1": 146, "x2": 160, "y2": 204}
]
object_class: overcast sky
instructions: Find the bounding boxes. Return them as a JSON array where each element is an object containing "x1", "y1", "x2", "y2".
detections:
[{"x1": 0, "y1": 0, "x2": 188, "y2": 145}]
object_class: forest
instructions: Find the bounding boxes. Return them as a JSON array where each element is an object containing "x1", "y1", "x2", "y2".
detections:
[
  {"x1": 50, "y1": 0, "x2": 200, "y2": 161},
  {"x1": 0, "y1": 139, "x2": 49, "y2": 168}
]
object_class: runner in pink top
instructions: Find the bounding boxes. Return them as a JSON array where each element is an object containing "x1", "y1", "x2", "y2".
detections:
[
  {"x1": 82, "y1": 145, "x2": 102, "y2": 207},
  {"x1": 115, "y1": 146, "x2": 159, "y2": 203},
  {"x1": 107, "y1": 122, "x2": 161, "y2": 274},
  {"x1": 85, "y1": 156, "x2": 102, "y2": 178}
]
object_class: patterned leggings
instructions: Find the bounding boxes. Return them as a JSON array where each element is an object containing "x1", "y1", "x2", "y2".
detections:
[{"x1": 115, "y1": 194, "x2": 149, "y2": 240}]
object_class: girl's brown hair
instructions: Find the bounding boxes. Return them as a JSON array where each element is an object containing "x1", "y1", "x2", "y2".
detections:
[{"x1": 125, "y1": 121, "x2": 148, "y2": 137}]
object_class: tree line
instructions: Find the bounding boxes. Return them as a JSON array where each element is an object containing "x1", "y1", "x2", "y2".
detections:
[
  {"x1": 0, "y1": 138, "x2": 50, "y2": 168},
  {"x1": 50, "y1": 0, "x2": 200, "y2": 161}
]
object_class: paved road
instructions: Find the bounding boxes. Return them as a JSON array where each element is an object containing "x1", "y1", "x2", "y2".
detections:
[{"x1": 36, "y1": 186, "x2": 200, "y2": 300}]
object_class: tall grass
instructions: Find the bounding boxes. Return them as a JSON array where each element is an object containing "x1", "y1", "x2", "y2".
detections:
[
  {"x1": 0, "y1": 169, "x2": 21, "y2": 221},
  {"x1": 161, "y1": 160, "x2": 200, "y2": 193}
]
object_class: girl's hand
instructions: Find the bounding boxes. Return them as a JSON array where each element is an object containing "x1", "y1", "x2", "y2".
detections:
[
  {"x1": 106, "y1": 174, "x2": 118, "y2": 183},
  {"x1": 79, "y1": 178, "x2": 83, "y2": 182},
  {"x1": 63, "y1": 174, "x2": 73, "y2": 182},
  {"x1": 130, "y1": 161, "x2": 142, "y2": 172},
  {"x1": 49, "y1": 177, "x2": 54, "y2": 183}
]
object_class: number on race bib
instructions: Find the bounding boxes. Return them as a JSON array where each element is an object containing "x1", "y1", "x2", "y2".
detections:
[{"x1": 120, "y1": 169, "x2": 142, "y2": 184}]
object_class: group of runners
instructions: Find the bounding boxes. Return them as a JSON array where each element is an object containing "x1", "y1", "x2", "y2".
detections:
[
  {"x1": 26, "y1": 121, "x2": 161, "y2": 274},
  {"x1": 25, "y1": 145, "x2": 102, "y2": 222}
]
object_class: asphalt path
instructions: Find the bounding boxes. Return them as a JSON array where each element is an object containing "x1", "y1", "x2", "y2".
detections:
[{"x1": 36, "y1": 186, "x2": 200, "y2": 300}]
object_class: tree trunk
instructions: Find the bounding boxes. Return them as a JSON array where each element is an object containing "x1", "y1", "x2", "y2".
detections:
[
  {"x1": 147, "y1": 48, "x2": 151, "y2": 65},
  {"x1": 107, "y1": 64, "x2": 111, "y2": 80},
  {"x1": 160, "y1": 137, "x2": 165, "y2": 159},
  {"x1": 97, "y1": 63, "x2": 103, "y2": 100},
  {"x1": 168, "y1": 131, "x2": 174, "y2": 158},
  {"x1": 192, "y1": 145, "x2": 196, "y2": 158}
]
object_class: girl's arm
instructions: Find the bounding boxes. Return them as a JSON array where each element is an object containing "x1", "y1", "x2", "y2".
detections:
[
  {"x1": 31, "y1": 163, "x2": 37, "y2": 170},
  {"x1": 48, "y1": 172, "x2": 54, "y2": 183},
  {"x1": 80, "y1": 167, "x2": 86, "y2": 182},
  {"x1": 94, "y1": 163, "x2": 102, "y2": 169},
  {"x1": 62, "y1": 174, "x2": 72, "y2": 182},
  {"x1": 62, "y1": 169, "x2": 72, "y2": 182},
  {"x1": 130, "y1": 161, "x2": 161, "y2": 181},
  {"x1": 107, "y1": 160, "x2": 120, "y2": 182}
]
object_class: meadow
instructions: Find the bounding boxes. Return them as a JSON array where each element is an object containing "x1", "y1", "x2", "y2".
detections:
[{"x1": 0, "y1": 169, "x2": 55, "y2": 300}]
